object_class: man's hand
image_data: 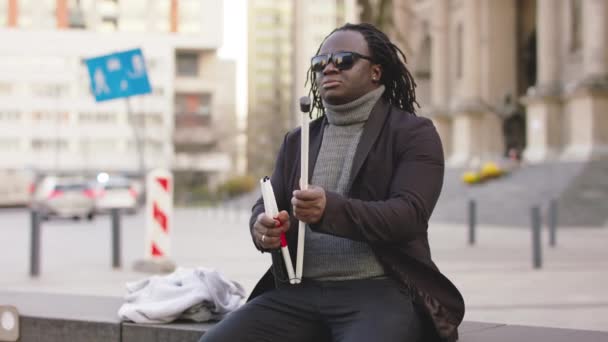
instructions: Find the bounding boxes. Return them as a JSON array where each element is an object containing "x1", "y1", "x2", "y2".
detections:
[
  {"x1": 253, "y1": 210, "x2": 290, "y2": 250},
  {"x1": 292, "y1": 185, "x2": 326, "y2": 224}
]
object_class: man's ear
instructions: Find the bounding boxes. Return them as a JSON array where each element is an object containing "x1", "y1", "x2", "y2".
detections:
[{"x1": 372, "y1": 64, "x2": 382, "y2": 82}]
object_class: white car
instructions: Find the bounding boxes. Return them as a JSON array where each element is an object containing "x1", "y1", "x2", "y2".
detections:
[
  {"x1": 31, "y1": 176, "x2": 96, "y2": 220},
  {"x1": 95, "y1": 178, "x2": 139, "y2": 214}
]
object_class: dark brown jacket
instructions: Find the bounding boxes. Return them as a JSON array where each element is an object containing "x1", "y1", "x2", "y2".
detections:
[{"x1": 248, "y1": 98, "x2": 465, "y2": 341}]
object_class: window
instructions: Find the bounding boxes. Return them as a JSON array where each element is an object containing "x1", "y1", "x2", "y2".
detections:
[
  {"x1": 145, "y1": 140, "x2": 163, "y2": 154},
  {"x1": 178, "y1": 0, "x2": 202, "y2": 33},
  {"x1": 0, "y1": 138, "x2": 19, "y2": 151},
  {"x1": 29, "y1": 83, "x2": 69, "y2": 98},
  {"x1": 78, "y1": 112, "x2": 116, "y2": 124},
  {"x1": 175, "y1": 93, "x2": 212, "y2": 126},
  {"x1": 176, "y1": 52, "x2": 199, "y2": 76},
  {"x1": 0, "y1": 82, "x2": 12, "y2": 95},
  {"x1": 32, "y1": 111, "x2": 69, "y2": 123},
  {"x1": 68, "y1": 0, "x2": 86, "y2": 29},
  {"x1": 80, "y1": 139, "x2": 117, "y2": 152},
  {"x1": 31, "y1": 139, "x2": 68, "y2": 151},
  {"x1": 0, "y1": 1, "x2": 7, "y2": 27},
  {"x1": 175, "y1": 93, "x2": 211, "y2": 116},
  {"x1": 415, "y1": 35, "x2": 432, "y2": 79},
  {"x1": 125, "y1": 112, "x2": 163, "y2": 127},
  {"x1": 146, "y1": 113, "x2": 163, "y2": 126},
  {"x1": 101, "y1": 17, "x2": 118, "y2": 31},
  {"x1": 127, "y1": 139, "x2": 162, "y2": 154},
  {"x1": 152, "y1": 87, "x2": 165, "y2": 96},
  {"x1": 146, "y1": 58, "x2": 157, "y2": 71},
  {"x1": 0, "y1": 111, "x2": 21, "y2": 122}
]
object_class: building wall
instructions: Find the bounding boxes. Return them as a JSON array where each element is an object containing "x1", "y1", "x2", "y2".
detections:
[
  {"x1": 0, "y1": 0, "x2": 236, "y2": 181},
  {"x1": 0, "y1": 29, "x2": 173, "y2": 173},
  {"x1": 246, "y1": 0, "x2": 294, "y2": 178},
  {"x1": 400, "y1": 0, "x2": 608, "y2": 165},
  {"x1": 247, "y1": 0, "x2": 354, "y2": 178},
  {"x1": 173, "y1": 53, "x2": 237, "y2": 184}
]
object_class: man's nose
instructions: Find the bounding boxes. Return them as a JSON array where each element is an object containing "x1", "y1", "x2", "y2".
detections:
[{"x1": 322, "y1": 60, "x2": 339, "y2": 74}]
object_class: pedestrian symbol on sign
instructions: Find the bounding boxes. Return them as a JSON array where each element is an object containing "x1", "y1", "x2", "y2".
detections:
[
  {"x1": 93, "y1": 68, "x2": 110, "y2": 95},
  {"x1": 84, "y1": 48, "x2": 151, "y2": 102},
  {"x1": 129, "y1": 55, "x2": 146, "y2": 78}
]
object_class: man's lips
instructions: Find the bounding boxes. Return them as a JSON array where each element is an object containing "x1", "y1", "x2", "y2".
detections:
[{"x1": 321, "y1": 79, "x2": 341, "y2": 89}]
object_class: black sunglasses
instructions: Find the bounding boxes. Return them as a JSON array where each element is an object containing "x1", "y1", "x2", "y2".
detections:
[{"x1": 310, "y1": 51, "x2": 374, "y2": 72}]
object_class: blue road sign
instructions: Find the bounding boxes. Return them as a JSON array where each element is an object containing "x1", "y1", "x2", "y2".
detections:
[{"x1": 85, "y1": 48, "x2": 152, "y2": 102}]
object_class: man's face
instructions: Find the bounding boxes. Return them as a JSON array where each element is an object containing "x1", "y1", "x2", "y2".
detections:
[{"x1": 314, "y1": 30, "x2": 381, "y2": 105}]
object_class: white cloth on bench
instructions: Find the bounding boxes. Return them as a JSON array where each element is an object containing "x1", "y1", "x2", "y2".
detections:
[{"x1": 118, "y1": 267, "x2": 246, "y2": 324}]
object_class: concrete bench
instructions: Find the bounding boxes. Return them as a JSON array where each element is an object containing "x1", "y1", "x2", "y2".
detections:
[{"x1": 1, "y1": 291, "x2": 607, "y2": 342}]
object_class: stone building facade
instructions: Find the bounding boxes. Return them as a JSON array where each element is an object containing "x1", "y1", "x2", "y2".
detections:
[{"x1": 398, "y1": 0, "x2": 608, "y2": 166}]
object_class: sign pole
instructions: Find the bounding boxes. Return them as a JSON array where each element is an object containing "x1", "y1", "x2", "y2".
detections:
[
  {"x1": 84, "y1": 48, "x2": 152, "y2": 181},
  {"x1": 126, "y1": 97, "x2": 146, "y2": 179}
]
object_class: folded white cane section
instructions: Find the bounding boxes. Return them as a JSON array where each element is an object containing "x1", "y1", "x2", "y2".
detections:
[{"x1": 260, "y1": 177, "x2": 297, "y2": 284}]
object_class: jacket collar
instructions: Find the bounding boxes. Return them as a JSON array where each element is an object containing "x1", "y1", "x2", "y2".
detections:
[
  {"x1": 347, "y1": 98, "x2": 391, "y2": 192},
  {"x1": 308, "y1": 98, "x2": 391, "y2": 191}
]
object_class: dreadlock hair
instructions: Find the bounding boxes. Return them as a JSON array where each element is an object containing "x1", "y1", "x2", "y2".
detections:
[{"x1": 306, "y1": 22, "x2": 419, "y2": 117}]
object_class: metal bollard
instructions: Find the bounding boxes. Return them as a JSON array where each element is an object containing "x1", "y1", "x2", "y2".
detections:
[
  {"x1": 29, "y1": 210, "x2": 41, "y2": 277},
  {"x1": 548, "y1": 199, "x2": 557, "y2": 247},
  {"x1": 111, "y1": 208, "x2": 122, "y2": 268},
  {"x1": 468, "y1": 199, "x2": 476, "y2": 245},
  {"x1": 531, "y1": 206, "x2": 542, "y2": 269}
]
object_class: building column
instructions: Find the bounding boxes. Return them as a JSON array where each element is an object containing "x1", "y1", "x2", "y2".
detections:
[
  {"x1": 480, "y1": 0, "x2": 516, "y2": 161},
  {"x1": 56, "y1": 0, "x2": 68, "y2": 28},
  {"x1": 449, "y1": 0, "x2": 484, "y2": 167},
  {"x1": 562, "y1": 0, "x2": 608, "y2": 160},
  {"x1": 170, "y1": 0, "x2": 178, "y2": 33},
  {"x1": 430, "y1": 0, "x2": 452, "y2": 158},
  {"x1": 523, "y1": 0, "x2": 563, "y2": 163},
  {"x1": 8, "y1": 0, "x2": 18, "y2": 27}
]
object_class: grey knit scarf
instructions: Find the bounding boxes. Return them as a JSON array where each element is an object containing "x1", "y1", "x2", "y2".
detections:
[{"x1": 303, "y1": 85, "x2": 386, "y2": 281}]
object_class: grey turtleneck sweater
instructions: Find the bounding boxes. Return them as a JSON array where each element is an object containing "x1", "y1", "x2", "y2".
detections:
[{"x1": 303, "y1": 85, "x2": 386, "y2": 281}]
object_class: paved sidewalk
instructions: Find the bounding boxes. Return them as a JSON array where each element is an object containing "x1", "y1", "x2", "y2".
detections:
[{"x1": 1, "y1": 208, "x2": 607, "y2": 332}]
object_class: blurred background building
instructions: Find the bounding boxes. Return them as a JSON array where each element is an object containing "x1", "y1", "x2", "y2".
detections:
[
  {"x1": 392, "y1": 0, "x2": 608, "y2": 226},
  {"x1": 246, "y1": 0, "x2": 357, "y2": 177},
  {"x1": 0, "y1": 0, "x2": 237, "y2": 202},
  {"x1": 392, "y1": 0, "x2": 607, "y2": 166},
  {"x1": 0, "y1": 0, "x2": 606, "y2": 223},
  {"x1": 245, "y1": 0, "x2": 607, "y2": 226}
]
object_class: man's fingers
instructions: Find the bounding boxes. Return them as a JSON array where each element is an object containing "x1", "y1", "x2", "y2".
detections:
[
  {"x1": 254, "y1": 221, "x2": 284, "y2": 236},
  {"x1": 275, "y1": 211, "x2": 290, "y2": 232},
  {"x1": 257, "y1": 213, "x2": 276, "y2": 227},
  {"x1": 292, "y1": 197, "x2": 314, "y2": 210},
  {"x1": 256, "y1": 230, "x2": 281, "y2": 249},
  {"x1": 276, "y1": 210, "x2": 290, "y2": 224},
  {"x1": 293, "y1": 189, "x2": 321, "y2": 201},
  {"x1": 292, "y1": 197, "x2": 324, "y2": 209},
  {"x1": 292, "y1": 198, "x2": 323, "y2": 213},
  {"x1": 293, "y1": 206, "x2": 314, "y2": 217}
]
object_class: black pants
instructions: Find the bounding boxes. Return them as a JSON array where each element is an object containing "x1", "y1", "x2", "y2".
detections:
[{"x1": 199, "y1": 278, "x2": 422, "y2": 342}]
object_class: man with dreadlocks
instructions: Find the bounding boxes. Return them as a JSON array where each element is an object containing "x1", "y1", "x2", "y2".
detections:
[{"x1": 200, "y1": 23, "x2": 464, "y2": 342}]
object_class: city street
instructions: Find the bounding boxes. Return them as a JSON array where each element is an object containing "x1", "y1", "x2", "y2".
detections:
[{"x1": 1, "y1": 207, "x2": 608, "y2": 332}]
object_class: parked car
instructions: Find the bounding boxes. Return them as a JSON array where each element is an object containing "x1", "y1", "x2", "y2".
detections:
[
  {"x1": 31, "y1": 176, "x2": 96, "y2": 220},
  {"x1": 94, "y1": 178, "x2": 139, "y2": 214},
  {"x1": 0, "y1": 168, "x2": 37, "y2": 207}
]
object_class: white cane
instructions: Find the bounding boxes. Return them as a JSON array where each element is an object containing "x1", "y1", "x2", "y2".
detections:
[
  {"x1": 295, "y1": 97, "x2": 311, "y2": 284},
  {"x1": 260, "y1": 177, "x2": 297, "y2": 284}
]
